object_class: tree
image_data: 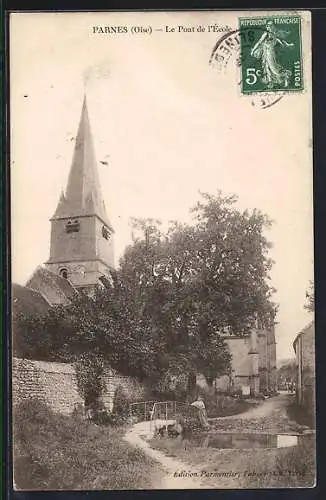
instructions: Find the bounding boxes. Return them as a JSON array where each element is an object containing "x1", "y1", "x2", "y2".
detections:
[
  {"x1": 121, "y1": 191, "x2": 276, "y2": 333},
  {"x1": 277, "y1": 358, "x2": 296, "y2": 388},
  {"x1": 117, "y1": 191, "x2": 276, "y2": 385},
  {"x1": 305, "y1": 280, "x2": 314, "y2": 313},
  {"x1": 13, "y1": 305, "x2": 76, "y2": 362}
]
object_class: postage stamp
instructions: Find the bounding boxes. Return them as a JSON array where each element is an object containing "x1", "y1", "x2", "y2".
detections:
[
  {"x1": 209, "y1": 28, "x2": 286, "y2": 109},
  {"x1": 239, "y1": 15, "x2": 303, "y2": 94}
]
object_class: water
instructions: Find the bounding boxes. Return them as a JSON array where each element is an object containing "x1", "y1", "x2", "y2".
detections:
[{"x1": 187, "y1": 433, "x2": 305, "y2": 450}]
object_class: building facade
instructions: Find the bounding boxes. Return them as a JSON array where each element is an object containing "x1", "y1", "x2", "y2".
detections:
[
  {"x1": 212, "y1": 325, "x2": 277, "y2": 396},
  {"x1": 196, "y1": 323, "x2": 277, "y2": 397},
  {"x1": 293, "y1": 321, "x2": 315, "y2": 415}
]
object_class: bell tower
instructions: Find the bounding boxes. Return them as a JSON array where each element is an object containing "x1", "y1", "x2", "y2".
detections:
[{"x1": 45, "y1": 96, "x2": 114, "y2": 291}]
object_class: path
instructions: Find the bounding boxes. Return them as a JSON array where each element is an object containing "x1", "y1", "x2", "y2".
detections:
[
  {"x1": 209, "y1": 393, "x2": 290, "y2": 421},
  {"x1": 124, "y1": 421, "x2": 206, "y2": 489}
]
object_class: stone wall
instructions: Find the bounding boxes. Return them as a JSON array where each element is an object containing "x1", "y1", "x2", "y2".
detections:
[
  {"x1": 12, "y1": 357, "x2": 146, "y2": 415},
  {"x1": 12, "y1": 357, "x2": 84, "y2": 415},
  {"x1": 100, "y1": 366, "x2": 147, "y2": 412}
]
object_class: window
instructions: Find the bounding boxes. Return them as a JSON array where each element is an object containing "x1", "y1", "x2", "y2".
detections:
[
  {"x1": 65, "y1": 219, "x2": 80, "y2": 233},
  {"x1": 102, "y1": 225, "x2": 110, "y2": 240},
  {"x1": 59, "y1": 268, "x2": 68, "y2": 279}
]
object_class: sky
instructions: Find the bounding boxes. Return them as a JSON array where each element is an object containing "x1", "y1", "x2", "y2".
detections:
[{"x1": 10, "y1": 11, "x2": 313, "y2": 361}]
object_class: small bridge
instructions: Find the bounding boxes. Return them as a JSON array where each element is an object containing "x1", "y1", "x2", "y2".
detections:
[{"x1": 129, "y1": 400, "x2": 201, "y2": 436}]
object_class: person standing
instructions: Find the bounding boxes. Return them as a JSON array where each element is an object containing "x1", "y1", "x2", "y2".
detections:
[{"x1": 191, "y1": 396, "x2": 210, "y2": 429}]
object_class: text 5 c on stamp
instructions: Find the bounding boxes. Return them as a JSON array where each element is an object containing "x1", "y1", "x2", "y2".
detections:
[{"x1": 239, "y1": 16, "x2": 303, "y2": 94}]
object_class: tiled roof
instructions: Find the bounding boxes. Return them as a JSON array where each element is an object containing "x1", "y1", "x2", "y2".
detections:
[
  {"x1": 12, "y1": 283, "x2": 50, "y2": 317},
  {"x1": 26, "y1": 266, "x2": 78, "y2": 306}
]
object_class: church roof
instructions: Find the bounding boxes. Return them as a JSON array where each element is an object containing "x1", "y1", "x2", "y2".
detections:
[
  {"x1": 52, "y1": 96, "x2": 113, "y2": 231},
  {"x1": 26, "y1": 266, "x2": 78, "y2": 306},
  {"x1": 12, "y1": 283, "x2": 51, "y2": 317}
]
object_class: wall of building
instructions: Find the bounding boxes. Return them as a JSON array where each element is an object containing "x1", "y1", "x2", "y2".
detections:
[
  {"x1": 95, "y1": 217, "x2": 115, "y2": 269},
  {"x1": 12, "y1": 357, "x2": 146, "y2": 415},
  {"x1": 208, "y1": 328, "x2": 276, "y2": 396},
  {"x1": 214, "y1": 335, "x2": 258, "y2": 395},
  {"x1": 294, "y1": 322, "x2": 315, "y2": 415},
  {"x1": 48, "y1": 216, "x2": 96, "y2": 263},
  {"x1": 257, "y1": 328, "x2": 277, "y2": 393}
]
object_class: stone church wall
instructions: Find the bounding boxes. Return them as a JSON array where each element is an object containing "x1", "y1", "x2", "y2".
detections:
[{"x1": 12, "y1": 357, "x2": 146, "y2": 415}]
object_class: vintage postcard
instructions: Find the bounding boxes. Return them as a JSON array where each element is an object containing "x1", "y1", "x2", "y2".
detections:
[{"x1": 10, "y1": 10, "x2": 315, "y2": 490}]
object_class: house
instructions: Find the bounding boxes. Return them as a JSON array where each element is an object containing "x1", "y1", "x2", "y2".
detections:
[
  {"x1": 293, "y1": 321, "x2": 315, "y2": 415},
  {"x1": 197, "y1": 322, "x2": 277, "y2": 397}
]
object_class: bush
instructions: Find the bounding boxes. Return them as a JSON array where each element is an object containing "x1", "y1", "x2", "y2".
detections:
[
  {"x1": 110, "y1": 386, "x2": 130, "y2": 425},
  {"x1": 13, "y1": 399, "x2": 163, "y2": 490},
  {"x1": 75, "y1": 353, "x2": 104, "y2": 410}
]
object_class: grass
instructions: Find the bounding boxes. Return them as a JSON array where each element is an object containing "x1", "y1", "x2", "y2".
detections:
[
  {"x1": 243, "y1": 436, "x2": 316, "y2": 488},
  {"x1": 13, "y1": 399, "x2": 163, "y2": 490}
]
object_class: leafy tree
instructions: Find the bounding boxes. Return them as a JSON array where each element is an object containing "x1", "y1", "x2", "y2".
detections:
[
  {"x1": 13, "y1": 306, "x2": 75, "y2": 361},
  {"x1": 305, "y1": 280, "x2": 314, "y2": 313},
  {"x1": 277, "y1": 359, "x2": 296, "y2": 387},
  {"x1": 116, "y1": 191, "x2": 276, "y2": 385}
]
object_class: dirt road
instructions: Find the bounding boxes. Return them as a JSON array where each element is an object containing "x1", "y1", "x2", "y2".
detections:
[{"x1": 210, "y1": 393, "x2": 292, "y2": 421}]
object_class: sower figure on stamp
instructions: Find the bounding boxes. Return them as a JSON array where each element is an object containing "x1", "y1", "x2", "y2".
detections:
[{"x1": 250, "y1": 20, "x2": 294, "y2": 89}]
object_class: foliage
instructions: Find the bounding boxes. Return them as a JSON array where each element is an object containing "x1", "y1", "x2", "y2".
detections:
[
  {"x1": 75, "y1": 352, "x2": 104, "y2": 409},
  {"x1": 174, "y1": 412, "x2": 203, "y2": 434},
  {"x1": 304, "y1": 280, "x2": 314, "y2": 313},
  {"x1": 277, "y1": 359, "x2": 296, "y2": 388},
  {"x1": 12, "y1": 305, "x2": 76, "y2": 362},
  {"x1": 13, "y1": 399, "x2": 164, "y2": 490},
  {"x1": 111, "y1": 386, "x2": 130, "y2": 425},
  {"x1": 116, "y1": 191, "x2": 276, "y2": 384}
]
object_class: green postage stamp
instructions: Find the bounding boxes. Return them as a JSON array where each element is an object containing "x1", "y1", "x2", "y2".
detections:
[{"x1": 239, "y1": 15, "x2": 303, "y2": 93}]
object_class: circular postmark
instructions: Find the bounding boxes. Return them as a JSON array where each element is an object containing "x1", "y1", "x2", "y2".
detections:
[{"x1": 209, "y1": 27, "x2": 285, "y2": 109}]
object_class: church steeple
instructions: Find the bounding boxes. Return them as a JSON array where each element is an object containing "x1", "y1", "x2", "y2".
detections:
[
  {"x1": 45, "y1": 96, "x2": 115, "y2": 290},
  {"x1": 52, "y1": 96, "x2": 113, "y2": 230}
]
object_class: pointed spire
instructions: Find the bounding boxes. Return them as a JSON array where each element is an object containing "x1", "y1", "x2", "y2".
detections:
[{"x1": 52, "y1": 95, "x2": 113, "y2": 230}]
